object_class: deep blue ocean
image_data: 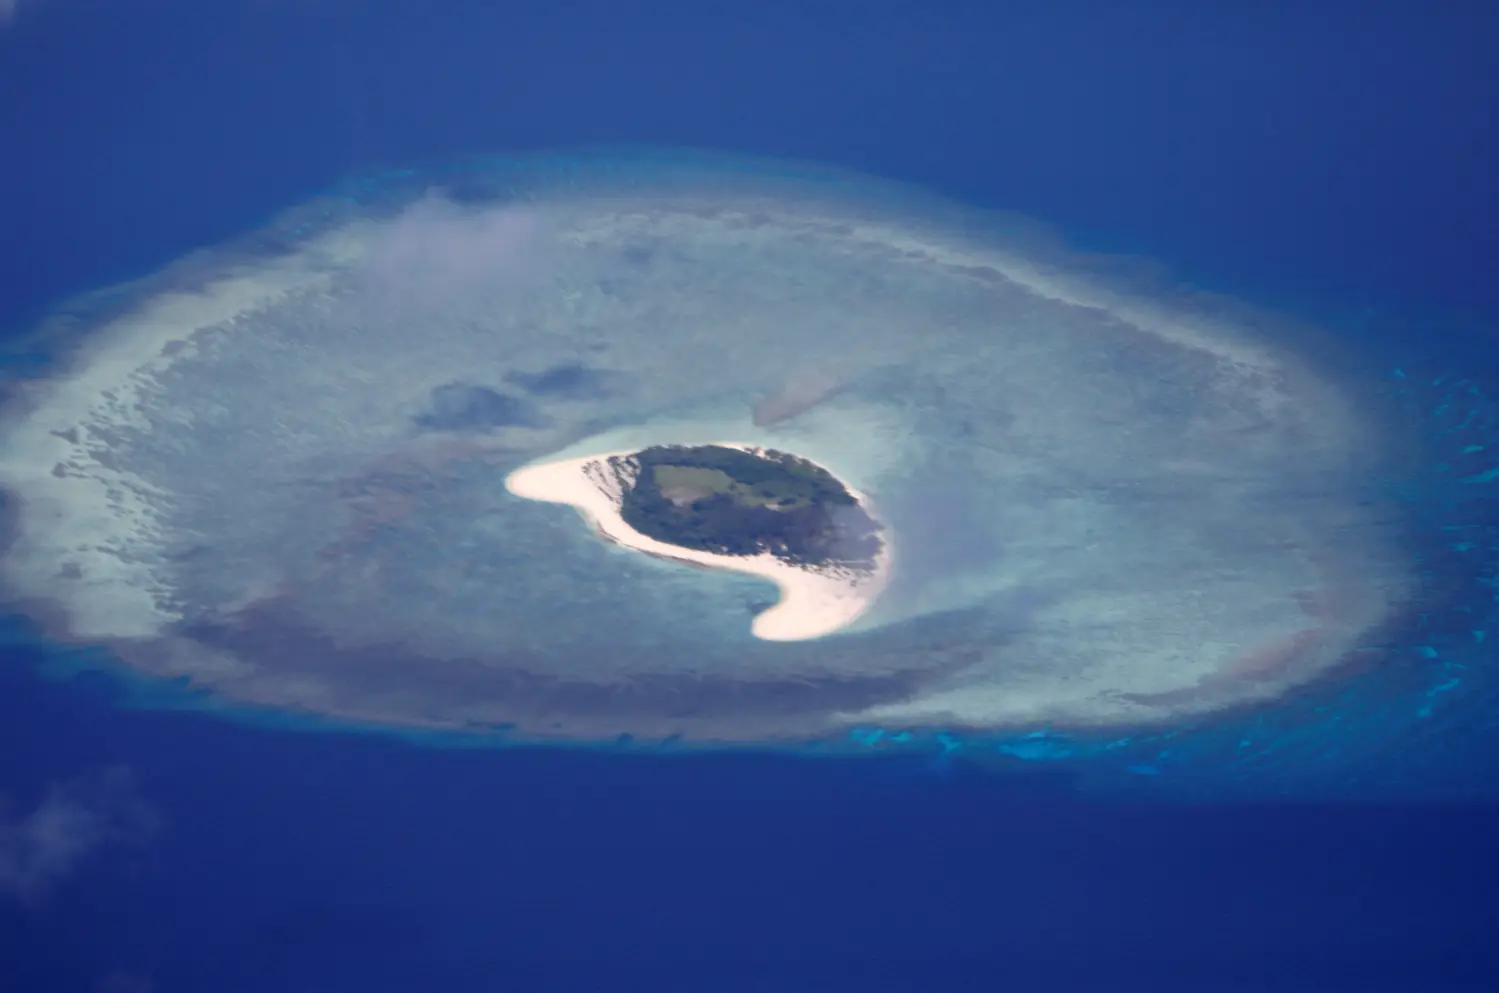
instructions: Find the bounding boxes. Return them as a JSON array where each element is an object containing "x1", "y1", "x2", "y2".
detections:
[{"x1": 2, "y1": 3, "x2": 1498, "y2": 992}]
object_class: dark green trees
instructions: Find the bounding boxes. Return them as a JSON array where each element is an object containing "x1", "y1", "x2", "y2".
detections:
[{"x1": 616, "y1": 445, "x2": 882, "y2": 567}]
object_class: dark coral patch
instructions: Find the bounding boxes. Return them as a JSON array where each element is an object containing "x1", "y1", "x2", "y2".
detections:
[
  {"x1": 413, "y1": 383, "x2": 546, "y2": 432},
  {"x1": 505, "y1": 362, "x2": 615, "y2": 399}
]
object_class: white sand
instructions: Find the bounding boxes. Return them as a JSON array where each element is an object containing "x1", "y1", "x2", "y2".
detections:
[{"x1": 504, "y1": 444, "x2": 894, "y2": 641}]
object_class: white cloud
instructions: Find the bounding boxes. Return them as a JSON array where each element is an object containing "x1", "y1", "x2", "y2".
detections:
[{"x1": 0, "y1": 767, "x2": 160, "y2": 903}]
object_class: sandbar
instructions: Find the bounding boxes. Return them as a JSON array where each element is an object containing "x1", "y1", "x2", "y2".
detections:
[{"x1": 504, "y1": 444, "x2": 893, "y2": 641}]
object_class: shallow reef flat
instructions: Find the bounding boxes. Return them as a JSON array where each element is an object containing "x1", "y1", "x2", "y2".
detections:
[{"x1": 0, "y1": 150, "x2": 1424, "y2": 744}]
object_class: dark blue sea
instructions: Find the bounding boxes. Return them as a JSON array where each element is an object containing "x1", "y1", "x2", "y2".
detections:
[{"x1": 2, "y1": 3, "x2": 1497, "y2": 992}]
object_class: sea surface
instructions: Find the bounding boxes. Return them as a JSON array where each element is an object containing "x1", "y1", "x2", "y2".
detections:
[{"x1": 1, "y1": 3, "x2": 1497, "y2": 992}]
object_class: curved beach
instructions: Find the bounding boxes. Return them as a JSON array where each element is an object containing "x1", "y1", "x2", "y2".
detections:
[{"x1": 505, "y1": 444, "x2": 894, "y2": 641}]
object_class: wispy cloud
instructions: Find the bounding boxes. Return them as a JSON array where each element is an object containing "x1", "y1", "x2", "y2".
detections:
[
  {"x1": 0, "y1": 767, "x2": 161, "y2": 903},
  {"x1": 356, "y1": 194, "x2": 545, "y2": 320}
]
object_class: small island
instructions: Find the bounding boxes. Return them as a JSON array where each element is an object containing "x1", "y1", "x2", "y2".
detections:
[
  {"x1": 617, "y1": 444, "x2": 884, "y2": 567},
  {"x1": 505, "y1": 442, "x2": 893, "y2": 641}
]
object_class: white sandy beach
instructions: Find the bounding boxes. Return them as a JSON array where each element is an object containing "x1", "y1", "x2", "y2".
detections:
[{"x1": 504, "y1": 444, "x2": 894, "y2": 641}]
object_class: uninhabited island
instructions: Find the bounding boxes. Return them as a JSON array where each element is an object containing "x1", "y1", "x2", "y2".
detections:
[{"x1": 505, "y1": 443, "x2": 893, "y2": 641}]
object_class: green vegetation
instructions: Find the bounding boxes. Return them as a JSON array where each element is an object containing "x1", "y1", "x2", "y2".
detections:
[{"x1": 616, "y1": 445, "x2": 881, "y2": 567}]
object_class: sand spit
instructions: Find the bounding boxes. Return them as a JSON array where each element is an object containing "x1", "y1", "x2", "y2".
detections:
[{"x1": 505, "y1": 444, "x2": 893, "y2": 641}]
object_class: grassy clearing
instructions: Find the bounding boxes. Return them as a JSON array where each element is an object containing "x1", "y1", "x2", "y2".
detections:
[{"x1": 651, "y1": 464, "x2": 813, "y2": 510}]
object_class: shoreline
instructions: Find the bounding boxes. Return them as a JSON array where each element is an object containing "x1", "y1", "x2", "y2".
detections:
[{"x1": 504, "y1": 443, "x2": 894, "y2": 641}]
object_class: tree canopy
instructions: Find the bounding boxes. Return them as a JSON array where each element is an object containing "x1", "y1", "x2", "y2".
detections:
[{"x1": 616, "y1": 445, "x2": 882, "y2": 566}]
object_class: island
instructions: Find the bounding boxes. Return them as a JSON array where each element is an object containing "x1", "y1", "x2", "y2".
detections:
[{"x1": 505, "y1": 443, "x2": 893, "y2": 641}]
